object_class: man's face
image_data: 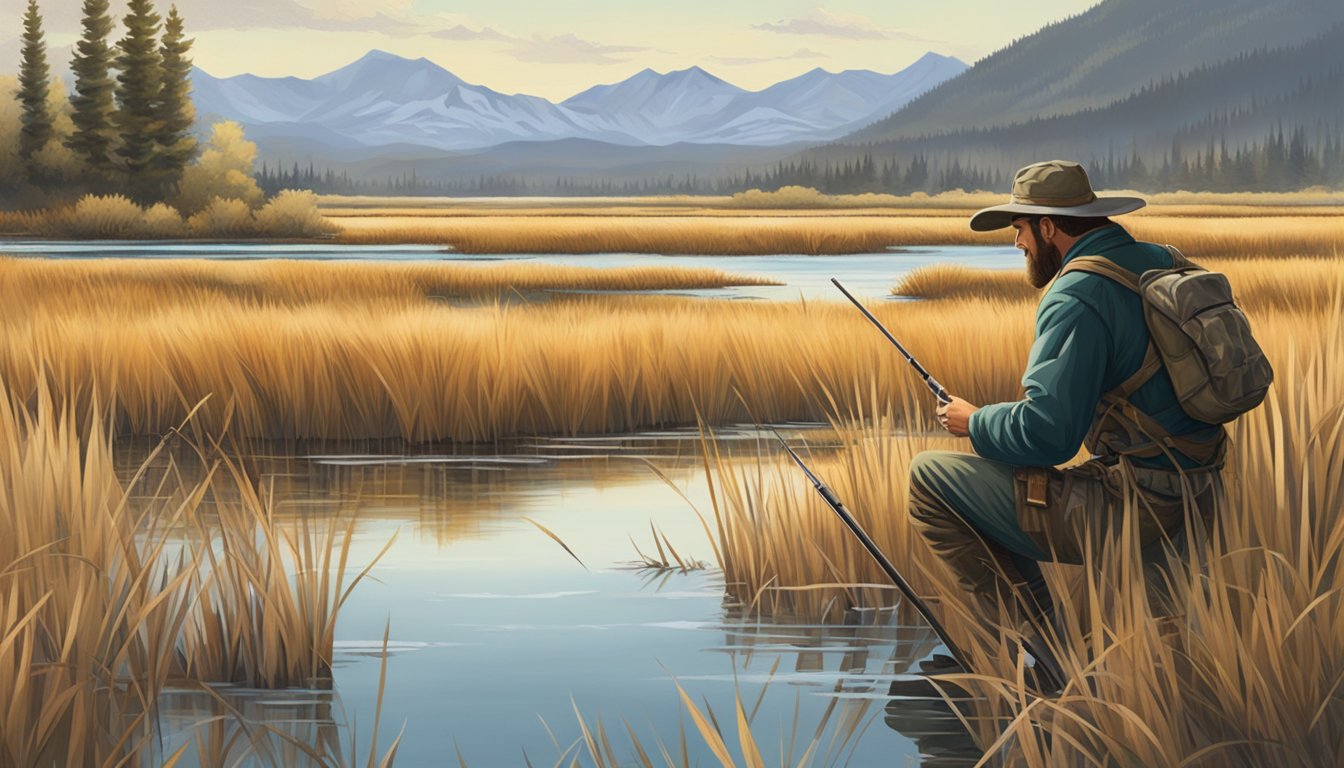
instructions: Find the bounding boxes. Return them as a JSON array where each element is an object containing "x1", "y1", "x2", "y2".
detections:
[{"x1": 1012, "y1": 217, "x2": 1063, "y2": 289}]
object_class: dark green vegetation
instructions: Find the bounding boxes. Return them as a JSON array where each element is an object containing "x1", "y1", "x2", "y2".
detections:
[
  {"x1": 67, "y1": 0, "x2": 119, "y2": 179},
  {"x1": 17, "y1": 0, "x2": 52, "y2": 179},
  {"x1": 6, "y1": 0, "x2": 196, "y2": 207},
  {"x1": 1, "y1": 2, "x2": 333, "y2": 237}
]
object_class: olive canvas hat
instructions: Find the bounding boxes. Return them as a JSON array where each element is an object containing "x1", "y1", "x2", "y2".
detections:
[{"x1": 969, "y1": 160, "x2": 1147, "y2": 232}]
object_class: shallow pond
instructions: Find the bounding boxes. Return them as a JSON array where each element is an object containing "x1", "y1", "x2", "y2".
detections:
[
  {"x1": 123, "y1": 429, "x2": 982, "y2": 767},
  {"x1": 0, "y1": 240, "x2": 1024, "y2": 301}
]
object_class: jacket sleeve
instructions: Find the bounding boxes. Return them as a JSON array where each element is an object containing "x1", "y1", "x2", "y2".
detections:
[{"x1": 967, "y1": 292, "x2": 1112, "y2": 466}]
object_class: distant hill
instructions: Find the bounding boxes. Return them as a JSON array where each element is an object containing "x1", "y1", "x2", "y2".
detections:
[
  {"x1": 846, "y1": 0, "x2": 1344, "y2": 143},
  {"x1": 804, "y1": 0, "x2": 1344, "y2": 193}
]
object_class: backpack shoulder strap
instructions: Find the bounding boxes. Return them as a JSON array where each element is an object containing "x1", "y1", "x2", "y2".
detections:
[
  {"x1": 1162, "y1": 244, "x2": 1197, "y2": 269},
  {"x1": 1059, "y1": 255, "x2": 1142, "y2": 294},
  {"x1": 1062, "y1": 256, "x2": 1167, "y2": 438},
  {"x1": 1113, "y1": 343, "x2": 1162, "y2": 400}
]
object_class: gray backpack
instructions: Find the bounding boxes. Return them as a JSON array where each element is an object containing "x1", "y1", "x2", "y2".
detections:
[{"x1": 1063, "y1": 246, "x2": 1273, "y2": 426}]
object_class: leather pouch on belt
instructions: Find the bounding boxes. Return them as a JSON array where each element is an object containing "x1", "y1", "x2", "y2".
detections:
[{"x1": 1023, "y1": 467, "x2": 1049, "y2": 508}]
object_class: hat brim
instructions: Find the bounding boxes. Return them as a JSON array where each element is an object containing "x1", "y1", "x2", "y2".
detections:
[{"x1": 968, "y1": 196, "x2": 1147, "y2": 232}]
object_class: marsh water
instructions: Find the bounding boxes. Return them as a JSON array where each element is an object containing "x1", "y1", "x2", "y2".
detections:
[
  {"x1": 11, "y1": 241, "x2": 1026, "y2": 766},
  {"x1": 126, "y1": 430, "x2": 985, "y2": 767},
  {"x1": 1, "y1": 240, "x2": 1022, "y2": 301}
]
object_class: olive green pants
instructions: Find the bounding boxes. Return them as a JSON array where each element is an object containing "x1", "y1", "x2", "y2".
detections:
[{"x1": 906, "y1": 450, "x2": 1214, "y2": 627}]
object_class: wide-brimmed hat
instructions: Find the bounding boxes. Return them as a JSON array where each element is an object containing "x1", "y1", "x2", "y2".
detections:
[{"x1": 969, "y1": 160, "x2": 1146, "y2": 232}]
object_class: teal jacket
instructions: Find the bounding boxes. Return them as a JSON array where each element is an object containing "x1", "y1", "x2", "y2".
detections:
[{"x1": 967, "y1": 224, "x2": 1220, "y2": 469}]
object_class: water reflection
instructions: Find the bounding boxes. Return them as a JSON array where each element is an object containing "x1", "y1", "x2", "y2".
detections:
[
  {"x1": 158, "y1": 686, "x2": 346, "y2": 768},
  {"x1": 116, "y1": 426, "x2": 837, "y2": 549},
  {"x1": 112, "y1": 426, "x2": 980, "y2": 766},
  {"x1": 5, "y1": 240, "x2": 1024, "y2": 301},
  {"x1": 883, "y1": 696, "x2": 982, "y2": 768},
  {"x1": 704, "y1": 606, "x2": 984, "y2": 766}
]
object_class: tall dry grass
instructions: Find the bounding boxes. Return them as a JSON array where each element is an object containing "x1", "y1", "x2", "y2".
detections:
[
  {"x1": 893, "y1": 264, "x2": 1039, "y2": 303},
  {"x1": 317, "y1": 189, "x2": 1344, "y2": 212},
  {"x1": 0, "y1": 256, "x2": 770, "y2": 309},
  {"x1": 0, "y1": 383, "x2": 195, "y2": 767},
  {"x1": 699, "y1": 292, "x2": 1344, "y2": 763},
  {"x1": 560, "y1": 678, "x2": 873, "y2": 768},
  {"x1": 332, "y1": 213, "x2": 1005, "y2": 254},
  {"x1": 2, "y1": 256, "x2": 1330, "y2": 444},
  {"x1": 0, "y1": 384, "x2": 395, "y2": 765},
  {"x1": 0, "y1": 266, "x2": 1034, "y2": 442},
  {"x1": 725, "y1": 185, "x2": 992, "y2": 209},
  {"x1": 895, "y1": 257, "x2": 1344, "y2": 313},
  {"x1": 330, "y1": 210, "x2": 1344, "y2": 258},
  {"x1": 0, "y1": 191, "x2": 338, "y2": 239},
  {"x1": 179, "y1": 458, "x2": 394, "y2": 688}
]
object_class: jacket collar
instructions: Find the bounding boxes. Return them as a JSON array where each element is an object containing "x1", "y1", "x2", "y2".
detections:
[{"x1": 1062, "y1": 224, "x2": 1133, "y2": 265}]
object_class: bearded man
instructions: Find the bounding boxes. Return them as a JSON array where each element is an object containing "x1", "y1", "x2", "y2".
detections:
[{"x1": 902, "y1": 160, "x2": 1225, "y2": 692}]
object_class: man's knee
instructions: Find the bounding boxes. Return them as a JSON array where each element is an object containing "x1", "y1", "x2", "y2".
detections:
[
  {"x1": 909, "y1": 449, "x2": 977, "y2": 495},
  {"x1": 907, "y1": 450, "x2": 970, "y2": 524},
  {"x1": 908, "y1": 450, "x2": 965, "y2": 492}
]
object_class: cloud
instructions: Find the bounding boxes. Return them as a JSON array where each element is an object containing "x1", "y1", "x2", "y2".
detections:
[
  {"x1": 508, "y1": 33, "x2": 648, "y2": 65},
  {"x1": 429, "y1": 25, "x2": 514, "y2": 42},
  {"x1": 709, "y1": 48, "x2": 827, "y2": 66},
  {"x1": 13, "y1": 0, "x2": 473, "y2": 36},
  {"x1": 7, "y1": 2, "x2": 656, "y2": 69},
  {"x1": 308, "y1": 0, "x2": 414, "y2": 23},
  {"x1": 752, "y1": 7, "x2": 937, "y2": 42},
  {"x1": 182, "y1": 2, "x2": 426, "y2": 34}
]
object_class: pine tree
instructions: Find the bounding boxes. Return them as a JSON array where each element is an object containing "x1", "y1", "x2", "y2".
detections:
[
  {"x1": 67, "y1": 0, "x2": 118, "y2": 180},
  {"x1": 115, "y1": 0, "x2": 164, "y2": 202},
  {"x1": 152, "y1": 5, "x2": 196, "y2": 195},
  {"x1": 18, "y1": 0, "x2": 53, "y2": 179}
]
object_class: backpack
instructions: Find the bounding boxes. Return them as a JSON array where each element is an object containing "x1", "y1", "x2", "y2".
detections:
[{"x1": 1062, "y1": 246, "x2": 1274, "y2": 427}]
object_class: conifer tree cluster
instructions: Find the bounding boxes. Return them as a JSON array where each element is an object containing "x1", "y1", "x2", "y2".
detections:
[{"x1": 15, "y1": 0, "x2": 197, "y2": 202}]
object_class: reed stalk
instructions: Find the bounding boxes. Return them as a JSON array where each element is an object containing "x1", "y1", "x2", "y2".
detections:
[
  {"x1": 0, "y1": 381, "x2": 196, "y2": 766},
  {"x1": 0, "y1": 382, "x2": 393, "y2": 764},
  {"x1": 329, "y1": 209, "x2": 1344, "y2": 258},
  {"x1": 2, "y1": 256, "x2": 1329, "y2": 445}
]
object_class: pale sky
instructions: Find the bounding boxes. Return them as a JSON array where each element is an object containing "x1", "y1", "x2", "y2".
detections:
[{"x1": 5, "y1": 0, "x2": 1102, "y2": 100}]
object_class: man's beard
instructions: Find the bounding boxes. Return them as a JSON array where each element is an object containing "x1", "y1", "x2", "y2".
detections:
[{"x1": 1026, "y1": 238, "x2": 1063, "y2": 289}]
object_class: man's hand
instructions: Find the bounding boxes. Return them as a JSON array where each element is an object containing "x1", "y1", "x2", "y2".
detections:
[{"x1": 936, "y1": 395, "x2": 979, "y2": 437}]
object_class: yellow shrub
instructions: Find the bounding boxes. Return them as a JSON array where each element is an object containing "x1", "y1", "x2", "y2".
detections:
[
  {"x1": 253, "y1": 189, "x2": 337, "y2": 238},
  {"x1": 188, "y1": 197, "x2": 255, "y2": 237},
  {"x1": 140, "y1": 203, "x2": 188, "y2": 237},
  {"x1": 176, "y1": 121, "x2": 265, "y2": 215},
  {"x1": 728, "y1": 185, "x2": 832, "y2": 208},
  {"x1": 59, "y1": 194, "x2": 144, "y2": 238}
]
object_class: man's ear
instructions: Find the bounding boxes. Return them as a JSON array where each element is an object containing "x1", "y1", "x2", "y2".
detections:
[{"x1": 1038, "y1": 216, "x2": 1057, "y2": 241}]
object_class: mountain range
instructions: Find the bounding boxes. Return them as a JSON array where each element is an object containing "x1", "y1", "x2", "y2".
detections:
[
  {"x1": 189, "y1": 51, "x2": 968, "y2": 152},
  {"x1": 146, "y1": 0, "x2": 1344, "y2": 192}
]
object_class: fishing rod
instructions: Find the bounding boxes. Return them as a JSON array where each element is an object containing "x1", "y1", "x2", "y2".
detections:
[
  {"x1": 830, "y1": 278, "x2": 951, "y2": 405},
  {"x1": 771, "y1": 430, "x2": 973, "y2": 672}
]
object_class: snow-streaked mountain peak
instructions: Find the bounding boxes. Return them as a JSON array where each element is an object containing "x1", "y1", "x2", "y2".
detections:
[{"x1": 191, "y1": 50, "x2": 969, "y2": 150}]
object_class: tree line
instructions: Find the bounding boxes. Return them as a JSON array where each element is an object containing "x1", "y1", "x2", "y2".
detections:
[
  {"x1": 260, "y1": 120, "x2": 1343, "y2": 199},
  {"x1": 13, "y1": 0, "x2": 195, "y2": 204}
]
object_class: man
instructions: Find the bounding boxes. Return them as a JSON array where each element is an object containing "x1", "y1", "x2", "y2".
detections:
[{"x1": 903, "y1": 160, "x2": 1225, "y2": 692}]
